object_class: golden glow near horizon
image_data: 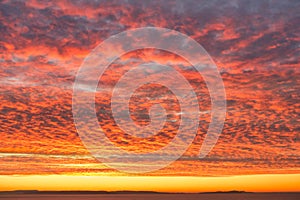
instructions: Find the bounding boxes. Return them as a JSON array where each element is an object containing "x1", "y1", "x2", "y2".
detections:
[{"x1": 1, "y1": 174, "x2": 300, "y2": 192}]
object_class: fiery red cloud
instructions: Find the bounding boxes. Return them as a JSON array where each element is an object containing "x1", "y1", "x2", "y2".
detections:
[{"x1": 0, "y1": 0, "x2": 299, "y2": 177}]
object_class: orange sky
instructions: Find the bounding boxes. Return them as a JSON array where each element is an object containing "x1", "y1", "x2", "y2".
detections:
[
  {"x1": 1, "y1": 174, "x2": 300, "y2": 192},
  {"x1": 0, "y1": 0, "x2": 299, "y2": 192}
]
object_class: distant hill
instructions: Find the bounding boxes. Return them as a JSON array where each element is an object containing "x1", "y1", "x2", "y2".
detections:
[
  {"x1": 0, "y1": 190, "x2": 251, "y2": 194},
  {"x1": 200, "y1": 190, "x2": 252, "y2": 194}
]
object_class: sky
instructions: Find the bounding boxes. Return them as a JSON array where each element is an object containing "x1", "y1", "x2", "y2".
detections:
[{"x1": 0, "y1": 0, "x2": 299, "y2": 192}]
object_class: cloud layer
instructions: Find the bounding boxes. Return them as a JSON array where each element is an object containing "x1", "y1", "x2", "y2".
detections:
[{"x1": 0, "y1": 0, "x2": 299, "y2": 175}]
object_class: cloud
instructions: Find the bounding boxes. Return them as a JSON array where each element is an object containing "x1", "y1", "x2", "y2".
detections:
[{"x1": 0, "y1": 0, "x2": 299, "y2": 175}]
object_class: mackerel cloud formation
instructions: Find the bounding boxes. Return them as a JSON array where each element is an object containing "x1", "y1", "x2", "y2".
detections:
[{"x1": 0, "y1": 0, "x2": 299, "y2": 175}]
